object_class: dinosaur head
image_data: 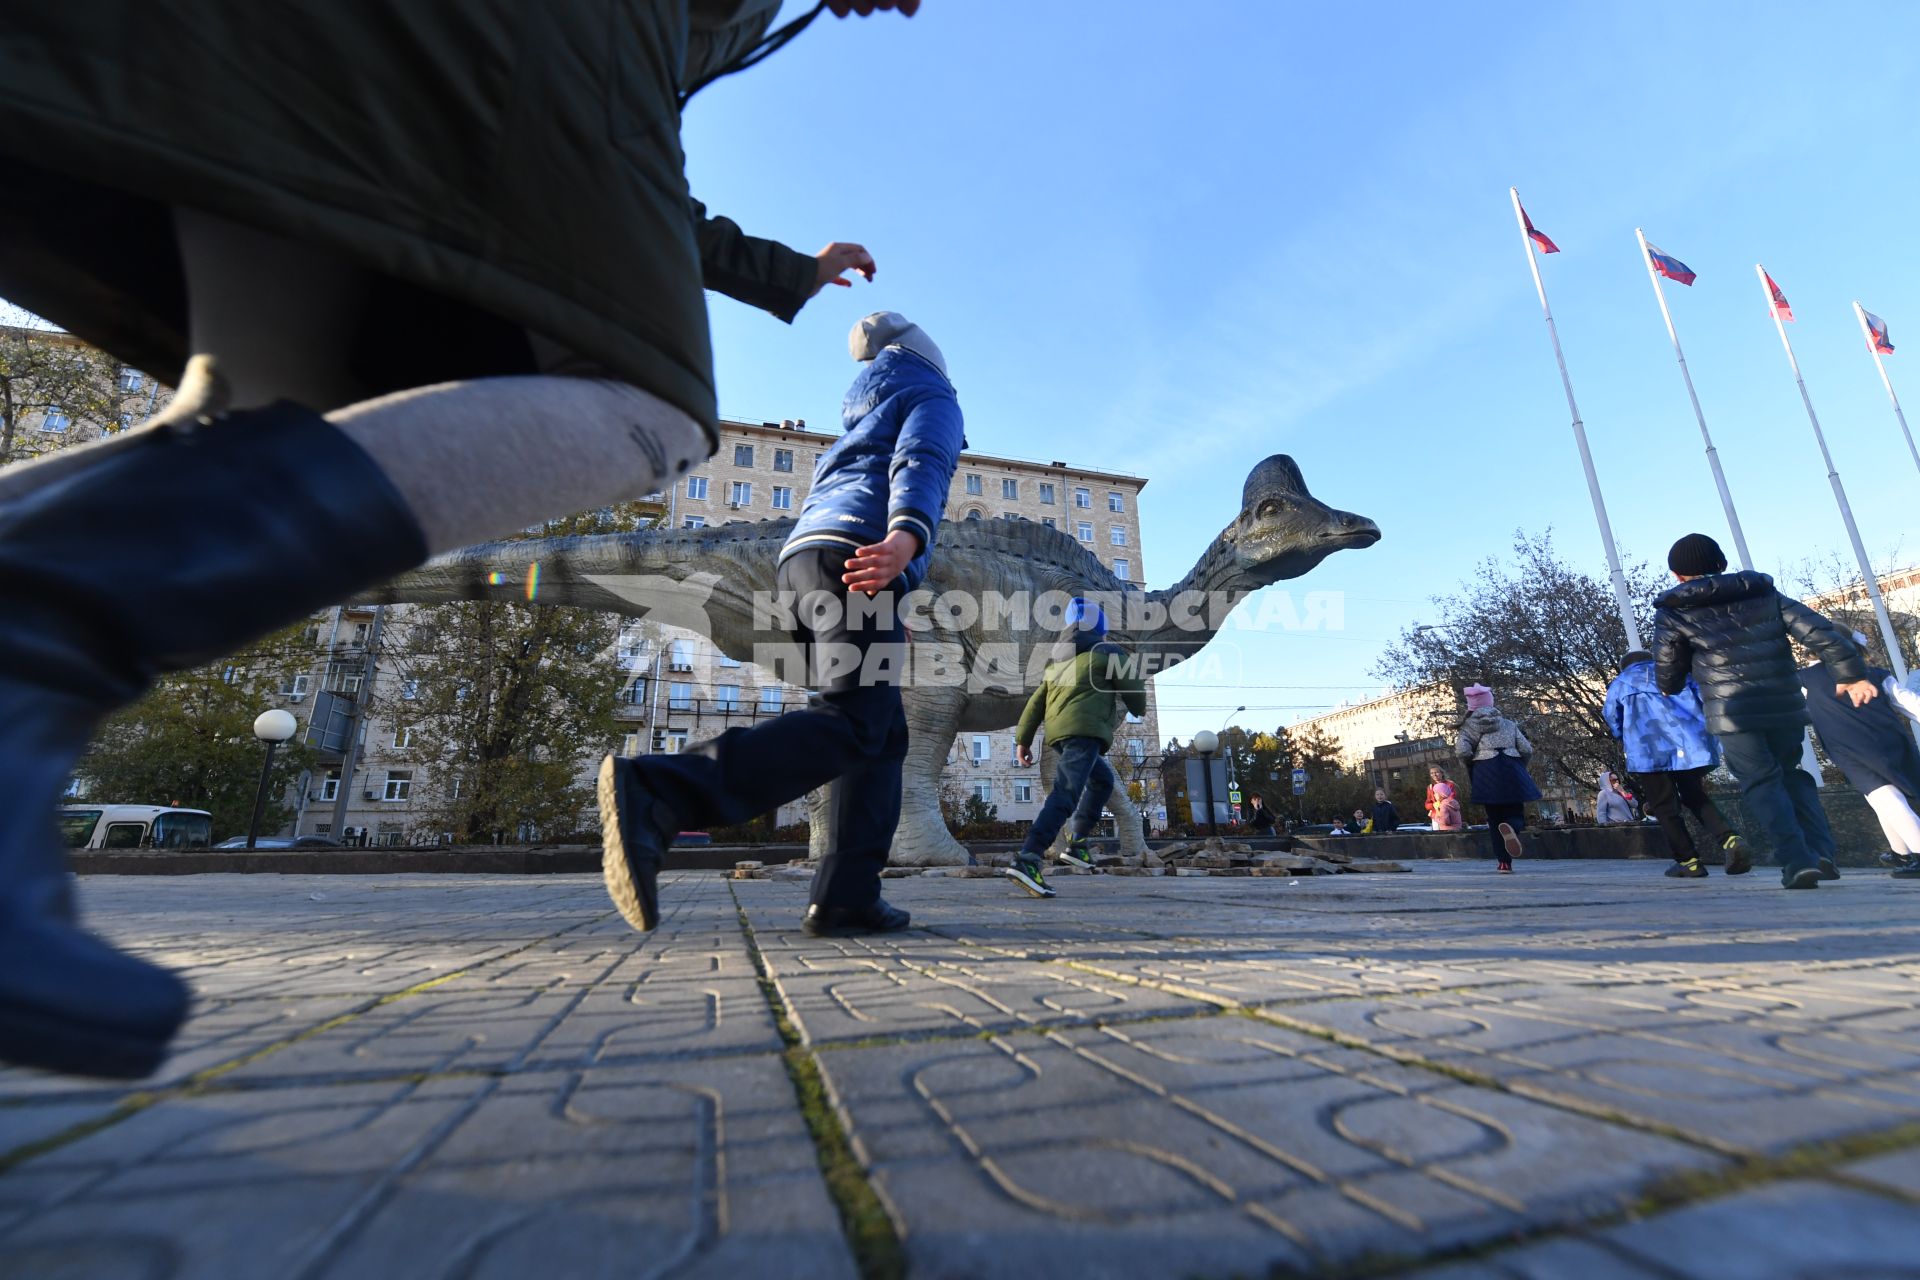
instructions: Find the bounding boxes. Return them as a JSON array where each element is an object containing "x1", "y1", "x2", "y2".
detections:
[{"x1": 1224, "y1": 454, "x2": 1380, "y2": 586}]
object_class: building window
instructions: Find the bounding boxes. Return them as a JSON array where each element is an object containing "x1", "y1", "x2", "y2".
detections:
[
  {"x1": 1041, "y1": 517, "x2": 1056, "y2": 530},
  {"x1": 668, "y1": 682, "x2": 694, "y2": 711},
  {"x1": 759, "y1": 687, "x2": 783, "y2": 713},
  {"x1": 965, "y1": 474, "x2": 983, "y2": 495},
  {"x1": 382, "y1": 770, "x2": 412, "y2": 802},
  {"x1": 1001, "y1": 477, "x2": 1018, "y2": 499},
  {"x1": 773, "y1": 448, "x2": 794, "y2": 472},
  {"x1": 965, "y1": 509, "x2": 983, "y2": 521},
  {"x1": 623, "y1": 677, "x2": 647, "y2": 705},
  {"x1": 38, "y1": 409, "x2": 71, "y2": 433},
  {"x1": 1108, "y1": 491, "x2": 1125, "y2": 513},
  {"x1": 683, "y1": 516, "x2": 706, "y2": 529},
  {"x1": 617, "y1": 631, "x2": 648, "y2": 661},
  {"x1": 717, "y1": 651, "x2": 741, "y2": 668},
  {"x1": 1077, "y1": 521, "x2": 1094, "y2": 542},
  {"x1": 1039, "y1": 482, "x2": 1056, "y2": 505},
  {"x1": 1113, "y1": 558, "x2": 1130, "y2": 581},
  {"x1": 1127, "y1": 739, "x2": 1147, "y2": 766},
  {"x1": 1015, "y1": 780, "x2": 1034, "y2": 804},
  {"x1": 400, "y1": 678, "x2": 420, "y2": 700},
  {"x1": 319, "y1": 770, "x2": 340, "y2": 802},
  {"x1": 686, "y1": 475, "x2": 709, "y2": 500},
  {"x1": 970, "y1": 734, "x2": 991, "y2": 763},
  {"x1": 669, "y1": 640, "x2": 694, "y2": 671},
  {"x1": 1002, "y1": 511, "x2": 1019, "y2": 521},
  {"x1": 972, "y1": 781, "x2": 993, "y2": 804},
  {"x1": 1074, "y1": 487, "x2": 1092, "y2": 508},
  {"x1": 1110, "y1": 526, "x2": 1128, "y2": 547},
  {"x1": 391, "y1": 726, "x2": 413, "y2": 749},
  {"x1": 286, "y1": 674, "x2": 311, "y2": 700},
  {"x1": 652, "y1": 728, "x2": 689, "y2": 753},
  {"x1": 622, "y1": 733, "x2": 642, "y2": 756},
  {"x1": 716, "y1": 684, "x2": 741, "y2": 711},
  {"x1": 728, "y1": 480, "x2": 752, "y2": 506},
  {"x1": 118, "y1": 368, "x2": 145, "y2": 392},
  {"x1": 450, "y1": 776, "x2": 463, "y2": 798},
  {"x1": 771, "y1": 485, "x2": 793, "y2": 510},
  {"x1": 733, "y1": 444, "x2": 753, "y2": 467}
]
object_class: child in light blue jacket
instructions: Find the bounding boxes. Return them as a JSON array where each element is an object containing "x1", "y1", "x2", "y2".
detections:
[{"x1": 1602, "y1": 650, "x2": 1749, "y2": 879}]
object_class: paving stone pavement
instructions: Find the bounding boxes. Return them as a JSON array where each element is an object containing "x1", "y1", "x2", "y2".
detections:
[{"x1": 3, "y1": 862, "x2": 1917, "y2": 1278}]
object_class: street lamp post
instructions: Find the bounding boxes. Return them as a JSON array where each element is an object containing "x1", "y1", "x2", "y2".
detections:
[
  {"x1": 1192, "y1": 729, "x2": 1221, "y2": 839},
  {"x1": 247, "y1": 709, "x2": 298, "y2": 850}
]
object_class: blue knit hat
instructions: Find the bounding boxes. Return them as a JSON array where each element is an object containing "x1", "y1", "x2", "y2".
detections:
[{"x1": 1064, "y1": 597, "x2": 1107, "y2": 636}]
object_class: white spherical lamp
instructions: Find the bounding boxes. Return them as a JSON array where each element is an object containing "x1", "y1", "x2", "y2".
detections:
[
  {"x1": 253, "y1": 708, "x2": 298, "y2": 743},
  {"x1": 1192, "y1": 729, "x2": 1219, "y2": 756}
]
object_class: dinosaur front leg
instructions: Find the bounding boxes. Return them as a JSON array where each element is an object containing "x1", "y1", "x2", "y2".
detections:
[
  {"x1": 805, "y1": 783, "x2": 837, "y2": 864},
  {"x1": 891, "y1": 684, "x2": 971, "y2": 867}
]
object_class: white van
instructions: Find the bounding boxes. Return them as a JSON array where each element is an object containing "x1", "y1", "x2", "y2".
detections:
[{"x1": 59, "y1": 805, "x2": 214, "y2": 850}]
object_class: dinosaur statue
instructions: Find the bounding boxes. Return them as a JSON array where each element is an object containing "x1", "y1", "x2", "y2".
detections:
[{"x1": 362, "y1": 454, "x2": 1380, "y2": 865}]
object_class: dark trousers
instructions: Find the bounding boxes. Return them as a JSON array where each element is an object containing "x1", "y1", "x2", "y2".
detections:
[
  {"x1": 1019, "y1": 736, "x2": 1115, "y2": 857},
  {"x1": 1484, "y1": 802, "x2": 1526, "y2": 863},
  {"x1": 1631, "y1": 766, "x2": 1733, "y2": 861},
  {"x1": 634, "y1": 549, "x2": 908, "y2": 910},
  {"x1": 1718, "y1": 726, "x2": 1833, "y2": 874}
]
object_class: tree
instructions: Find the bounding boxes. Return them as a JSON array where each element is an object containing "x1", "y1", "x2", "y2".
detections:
[
  {"x1": 375, "y1": 506, "x2": 644, "y2": 843},
  {"x1": 1374, "y1": 530, "x2": 1666, "y2": 795},
  {"x1": 76, "y1": 622, "x2": 320, "y2": 839},
  {"x1": 0, "y1": 304, "x2": 161, "y2": 467}
]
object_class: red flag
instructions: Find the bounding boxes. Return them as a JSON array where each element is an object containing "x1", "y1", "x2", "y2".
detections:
[
  {"x1": 1764, "y1": 271, "x2": 1793, "y2": 322},
  {"x1": 1864, "y1": 309, "x2": 1894, "y2": 355},
  {"x1": 1519, "y1": 201, "x2": 1559, "y2": 254}
]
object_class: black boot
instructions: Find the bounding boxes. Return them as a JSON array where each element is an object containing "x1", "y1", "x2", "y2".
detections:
[{"x1": 0, "y1": 403, "x2": 427, "y2": 1078}]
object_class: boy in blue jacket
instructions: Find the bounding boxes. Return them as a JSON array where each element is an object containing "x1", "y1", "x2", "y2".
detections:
[
  {"x1": 1603, "y1": 649, "x2": 1750, "y2": 879},
  {"x1": 598, "y1": 312, "x2": 964, "y2": 936}
]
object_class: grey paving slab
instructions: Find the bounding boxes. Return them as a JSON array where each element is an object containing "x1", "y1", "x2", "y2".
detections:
[
  {"x1": 1408, "y1": 1180, "x2": 1920, "y2": 1279},
  {"x1": 815, "y1": 1016, "x2": 1720, "y2": 1276},
  {"x1": 2, "y1": 1060, "x2": 855, "y2": 1280},
  {"x1": 5, "y1": 863, "x2": 1918, "y2": 1278}
]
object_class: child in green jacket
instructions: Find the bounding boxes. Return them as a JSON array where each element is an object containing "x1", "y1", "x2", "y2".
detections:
[{"x1": 1007, "y1": 598, "x2": 1148, "y2": 897}]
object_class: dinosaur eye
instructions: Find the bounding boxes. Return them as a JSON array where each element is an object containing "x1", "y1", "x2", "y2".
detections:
[{"x1": 1257, "y1": 500, "x2": 1279, "y2": 520}]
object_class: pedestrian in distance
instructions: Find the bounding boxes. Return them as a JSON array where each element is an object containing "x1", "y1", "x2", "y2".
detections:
[
  {"x1": 1456, "y1": 684, "x2": 1540, "y2": 873},
  {"x1": 1005, "y1": 599, "x2": 1149, "y2": 898},
  {"x1": 1425, "y1": 765, "x2": 1463, "y2": 830},
  {"x1": 602, "y1": 312, "x2": 963, "y2": 935},
  {"x1": 1247, "y1": 795, "x2": 1277, "y2": 835},
  {"x1": 1351, "y1": 808, "x2": 1373, "y2": 834},
  {"x1": 1800, "y1": 632, "x2": 1920, "y2": 881},
  {"x1": 1654, "y1": 533, "x2": 1875, "y2": 889},
  {"x1": 1328, "y1": 816, "x2": 1351, "y2": 836},
  {"x1": 1594, "y1": 771, "x2": 1637, "y2": 825},
  {"x1": 0, "y1": 0, "x2": 921, "y2": 1082},
  {"x1": 1371, "y1": 788, "x2": 1401, "y2": 833},
  {"x1": 1602, "y1": 649, "x2": 1751, "y2": 879}
]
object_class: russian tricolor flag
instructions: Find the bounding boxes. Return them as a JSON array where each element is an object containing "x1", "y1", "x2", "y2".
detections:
[
  {"x1": 1763, "y1": 271, "x2": 1793, "y2": 322},
  {"x1": 1865, "y1": 309, "x2": 1895, "y2": 355},
  {"x1": 1646, "y1": 244, "x2": 1696, "y2": 286},
  {"x1": 1520, "y1": 202, "x2": 1559, "y2": 254}
]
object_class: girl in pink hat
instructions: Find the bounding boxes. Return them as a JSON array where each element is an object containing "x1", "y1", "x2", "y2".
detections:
[{"x1": 1456, "y1": 684, "x2": 1541, "y2": 872}]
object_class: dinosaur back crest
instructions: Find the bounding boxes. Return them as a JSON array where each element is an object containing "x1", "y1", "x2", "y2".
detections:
[{"x1": 1242, "y1": 455, "x2": 1310, "y2": 509}]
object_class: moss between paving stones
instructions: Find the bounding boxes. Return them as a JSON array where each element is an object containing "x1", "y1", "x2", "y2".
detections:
[{"x1": 730, "y1": 889, "x2": 906, "y2": 1280}]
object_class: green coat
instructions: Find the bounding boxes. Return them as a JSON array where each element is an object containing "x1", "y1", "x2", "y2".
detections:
[
  {"x1": 0, "y1": 1, "x2": 788, "y2": 444},
  {"x1": 1015, "y1": 641, "x2": 1149, "y2": 754}
]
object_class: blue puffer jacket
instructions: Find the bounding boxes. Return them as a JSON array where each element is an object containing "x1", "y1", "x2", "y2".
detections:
[
  {"x1": 779, "y1": 347, "x2": 965, "y2": 592},
  {"x1": 1603, "y1": 658, "x2": 1720, "y2": 774}
]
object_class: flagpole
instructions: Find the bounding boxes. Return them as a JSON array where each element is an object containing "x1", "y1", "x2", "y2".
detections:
[
  {"x1": 1510, "y1": 188, "x2": 1643, "y2": 650},
  {"x1": 1636, "y1": 228, "x2": 1754, "y2": 571},
  {"x1": 1854, "y1": 301, "x2": 1920, "y2": 479},
  {"x1": 1758, "y1": 265, "x2": 1910, "y2": 688}
]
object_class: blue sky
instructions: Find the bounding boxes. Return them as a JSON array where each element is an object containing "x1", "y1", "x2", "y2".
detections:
[{"x1": 689, "y1": 1, "x2": 1920, "y2": 743}]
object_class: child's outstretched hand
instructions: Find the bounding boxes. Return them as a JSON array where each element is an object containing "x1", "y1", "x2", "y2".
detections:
[
  {"x1": 812, "y1": 242, "x2": 876, "y2": 297},
  {"x1": 842, "y1": 529, "x2": 917, "y2": 595},
  {"x1": 1837, "y1": 679, "x2": 1881, "y2": 708}
]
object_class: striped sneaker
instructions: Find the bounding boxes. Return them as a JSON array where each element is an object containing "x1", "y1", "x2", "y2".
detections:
[
  {"x1": 1057, "y1": 836, "x2": 1097, "y2": 871},
  {"x1": 1005, "y1": 857, "x2": 1056, "y2": 898}
]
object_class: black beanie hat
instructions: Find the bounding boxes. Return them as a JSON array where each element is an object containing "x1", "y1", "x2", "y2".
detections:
[{"x1": 1667, "y1": 533, "x2": 1727, "y2": 576}]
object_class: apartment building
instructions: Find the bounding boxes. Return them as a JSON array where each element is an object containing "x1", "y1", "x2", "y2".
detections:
[{"x1": 285, "y1": 417, "x2": 1163, "y2": 843}]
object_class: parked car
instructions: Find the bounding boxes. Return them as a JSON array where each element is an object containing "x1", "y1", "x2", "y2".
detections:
[
  {"x1": 676, "y1": 831, "x2": 713, "y2": 847},
  {"x1": 60, "y1": 805, "x2": 213, "y2": 850},
  {"x1": 212, "y1": 835, "x2": 343, "y2": 850}
]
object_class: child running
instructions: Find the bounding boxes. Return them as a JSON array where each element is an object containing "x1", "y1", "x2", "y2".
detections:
[{"x1": 1006, "y1": 599, "x2": 1147, "y2": 897}]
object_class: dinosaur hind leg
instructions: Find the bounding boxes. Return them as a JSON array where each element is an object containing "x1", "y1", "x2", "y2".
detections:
[{"x1": 891, "y1": 685, "x2": 971, "y2": 867}]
